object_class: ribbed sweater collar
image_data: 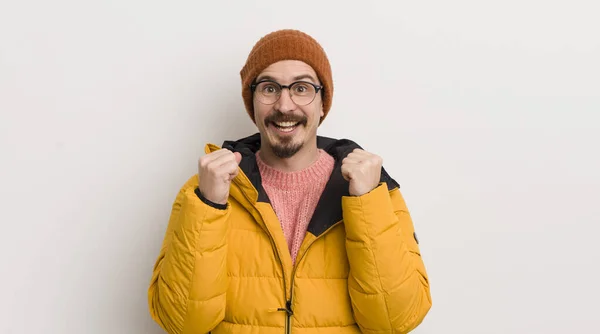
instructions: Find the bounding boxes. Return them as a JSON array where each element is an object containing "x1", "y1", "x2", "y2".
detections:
[{"x1": 255, "y1": 149, "x2": 333, "y2": 190}]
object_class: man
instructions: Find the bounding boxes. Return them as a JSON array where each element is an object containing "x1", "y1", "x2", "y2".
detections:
[{"x1": 148, "y1": 29, "x2": 431, "y2": 334}]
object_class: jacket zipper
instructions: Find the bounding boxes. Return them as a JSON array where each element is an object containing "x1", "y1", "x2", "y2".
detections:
[
  {"x1": 237, "y1": 188, "x2": 290, "y2": 334},
  {"x1": 254, "y1": 209, "x2": 290, "y2": 334},
  {"x1": 283, "y1": 289, "x2": 293, "y2": 334},
  {"x1": 284, "y1": 221, "x2": 343, "y2": 334},
  {"x1": 237, "y1": 182, "x2": 342, "y2": 334},
  {"x1": 284, "y1": 300, "x2": 293, "y2": 334},
  {"x1": 267, "y1": 234, "x2": 290, "y2": 334},
  {"x1": 261, "y1": 224, "x2": 289, "y2": 333}
]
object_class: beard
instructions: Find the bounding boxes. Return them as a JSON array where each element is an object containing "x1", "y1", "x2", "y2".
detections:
[
  {"x1": 271, "y1": 139, "x2": 303, "y2": 158},
  {"x1": 263, "y1": 111, "x2": 308, "y2": 158}
]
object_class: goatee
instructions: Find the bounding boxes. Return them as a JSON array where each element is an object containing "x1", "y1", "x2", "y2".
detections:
[{"x1": 271, "y1": 139, "x2": 303, "y2": 158}]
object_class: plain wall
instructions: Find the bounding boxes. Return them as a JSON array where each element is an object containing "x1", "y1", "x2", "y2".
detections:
[{"x1": 1, "y1": 0, "x2": 599, "y2": 333}]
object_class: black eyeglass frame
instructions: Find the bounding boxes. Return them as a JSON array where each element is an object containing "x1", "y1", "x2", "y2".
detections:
[{"x1": 250, "y1": 79, "x2": 324, "y2": 105}]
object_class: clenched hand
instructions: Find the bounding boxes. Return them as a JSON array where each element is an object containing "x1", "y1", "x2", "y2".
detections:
[
  {"x1": 341, "y1": 148, "x2": 383, "y2": 196},
  {"x1": 198, "y1": 149, "x2": 242, "y2": 205}
]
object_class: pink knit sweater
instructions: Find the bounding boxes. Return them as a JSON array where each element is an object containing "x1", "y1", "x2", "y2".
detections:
[{"x1": 256, "y1": 149, "x2": 335, "y2": 263}]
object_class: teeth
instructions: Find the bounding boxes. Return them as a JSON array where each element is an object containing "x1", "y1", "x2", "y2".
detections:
[{"x1": 275, "y1": 121, "x2": 298, "y2": 127}]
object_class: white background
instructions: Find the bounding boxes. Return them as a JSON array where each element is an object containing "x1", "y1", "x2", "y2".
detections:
[{"x1": 1, "y1": 0, "x2": 599, "y2": 333}]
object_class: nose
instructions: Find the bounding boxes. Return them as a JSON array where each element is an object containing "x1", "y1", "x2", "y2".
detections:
[{"x1": 274, "y1": 88, "x2": 297, "y2": 113}]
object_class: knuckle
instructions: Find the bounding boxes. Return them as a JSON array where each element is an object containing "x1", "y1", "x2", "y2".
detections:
[{"x1": 207, "y1": 162, "x2": 219, "y2": 173}]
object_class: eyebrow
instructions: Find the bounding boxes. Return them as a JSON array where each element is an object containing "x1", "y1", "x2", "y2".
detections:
[{"x1": 256, "y1": 74, "x2": 319, "y2": 84}]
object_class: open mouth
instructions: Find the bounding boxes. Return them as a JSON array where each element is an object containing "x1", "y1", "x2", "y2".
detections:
[{"x1": 272, "y1": 121, "x2": 301, "y2": 133}]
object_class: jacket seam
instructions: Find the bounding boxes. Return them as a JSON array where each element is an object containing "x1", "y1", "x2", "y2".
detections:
[
  {"x1": 157, "y1": 274, "x2": 188, "y2": 304},
  {"x1": 348, "y1": 284, "x2": 383, "y2": 296},
  {"x1": 290, "y1": 323, "x2": 359, "y2": 328},
  {"x1": 182, "y1": 191, "x2": 209, "y2": 331},
  {"x1": 390, "y1": 190, "x2": 425, "y2": 332},
  {"x1": 218, "y1": 321, "x2": 359, "y2": 329},
  {"x1": 227, "y1": 275, "x2": 280, "y2": 279},
  {"x1": 357, "y1": 192, "x2": 394, "y2": 332},
  {"x1": 294, "y1": 276, "x2": 348, "y2": 280},
  {"x1": 218, "y1": 320, "x2": 284, "y2": 328},
  {"x1": 188, "y1": 291, "x2": 226, "y2": 303}
]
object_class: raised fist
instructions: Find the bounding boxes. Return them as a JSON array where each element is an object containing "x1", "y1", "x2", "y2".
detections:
[
  {"x1": 341, "y1": 148, "x2": 383, "y2": 196},
  {"x1": 197, "y1": 149, "x2": 242, "y2": 205}
]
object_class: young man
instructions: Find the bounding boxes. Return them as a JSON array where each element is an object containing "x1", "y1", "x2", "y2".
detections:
[{"x1": 148, "y1": 29, "x2": 432, "y2": 334}]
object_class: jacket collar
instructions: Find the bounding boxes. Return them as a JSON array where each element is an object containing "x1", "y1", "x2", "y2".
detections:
[{"x1": 206, "y1": 132, "x2": 399, "y2": 236}]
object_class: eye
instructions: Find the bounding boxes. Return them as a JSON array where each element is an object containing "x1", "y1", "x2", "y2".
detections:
[
  {"x1": 293, "y1": 83, "x2": 312, "y2": 95},
  {"x1": 260, "y1": 83, "x2": 279, "y2": 95}
]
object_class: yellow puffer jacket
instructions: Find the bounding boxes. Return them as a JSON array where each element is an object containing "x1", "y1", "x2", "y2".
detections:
[{"x1": 148, "y1": 134, "x2": 432, "y2": 334}]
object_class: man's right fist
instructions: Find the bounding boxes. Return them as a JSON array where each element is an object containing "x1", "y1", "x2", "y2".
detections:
[{"x1": 197, "y1": 149, "x2": 242, "y2": 205}]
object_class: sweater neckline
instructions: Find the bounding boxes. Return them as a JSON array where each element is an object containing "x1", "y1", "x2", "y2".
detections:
[{"x1": 255, "y1": 149, "x2": 334, "y2": 189}]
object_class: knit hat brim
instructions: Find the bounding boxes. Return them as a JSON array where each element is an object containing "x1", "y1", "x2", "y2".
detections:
[{"x1": 240, "y1": 30, "x2": 333, "y2": 124}]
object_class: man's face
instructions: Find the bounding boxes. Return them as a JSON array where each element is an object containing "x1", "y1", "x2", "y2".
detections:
[{"x1": 253, "y1": 60, "x2": 324, "y2": 159}]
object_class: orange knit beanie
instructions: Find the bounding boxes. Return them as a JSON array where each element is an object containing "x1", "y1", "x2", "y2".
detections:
[{"x1": 240, "y1": 29, "x2": 333, "y2": 124}]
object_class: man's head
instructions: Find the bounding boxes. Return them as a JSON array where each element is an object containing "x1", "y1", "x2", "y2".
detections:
[{"x1": 240, "y1": 29, "x2": 333, "y2": 158}]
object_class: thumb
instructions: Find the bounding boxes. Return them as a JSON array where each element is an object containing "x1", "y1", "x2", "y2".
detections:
[
  {"x1": 228, "y1": 168, "x2": 239, "y2": 181},
  {"x1": 341, "y1": 165, "x2": 351, "y2": 181},
  {"x1": 233, "y1": 152, "x2": 242, "y2": 164}
]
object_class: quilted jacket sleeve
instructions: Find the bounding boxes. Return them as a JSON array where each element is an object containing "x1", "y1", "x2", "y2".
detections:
[
  {"x1": 148, "y1": 175, "x2": 230, "y2": 334},
  {"x1": 343, "y1": 183, "x2": 432, "y2": 333}
]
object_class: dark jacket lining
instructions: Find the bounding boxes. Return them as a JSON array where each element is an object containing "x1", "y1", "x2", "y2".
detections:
[{"x1": 222, "y1": 133, "x2": 399, "y2": 237}]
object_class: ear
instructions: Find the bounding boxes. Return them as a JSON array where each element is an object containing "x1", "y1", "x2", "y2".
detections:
[{"x1": 318, "y1": 107, "x2": 325, "y2": 125}]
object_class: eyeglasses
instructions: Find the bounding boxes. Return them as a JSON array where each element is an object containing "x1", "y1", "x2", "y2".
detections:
[{"x1": 250, "y1": 80, "x2": 323, "y2": 106}]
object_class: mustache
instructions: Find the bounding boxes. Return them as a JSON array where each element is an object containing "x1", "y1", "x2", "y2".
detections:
[{"x1": 264, "y1": 112, "x2": 307, "y2": 126}]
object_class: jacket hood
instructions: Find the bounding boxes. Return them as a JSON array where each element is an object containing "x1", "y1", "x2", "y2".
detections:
[{"x1": 208, "y1": 132, "x2": 400, "y2": 236}]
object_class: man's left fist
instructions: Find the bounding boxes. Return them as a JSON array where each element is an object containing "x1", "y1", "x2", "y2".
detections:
[{"x1": 341, "y1": 148, "x2": 383, "y2": 196}]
